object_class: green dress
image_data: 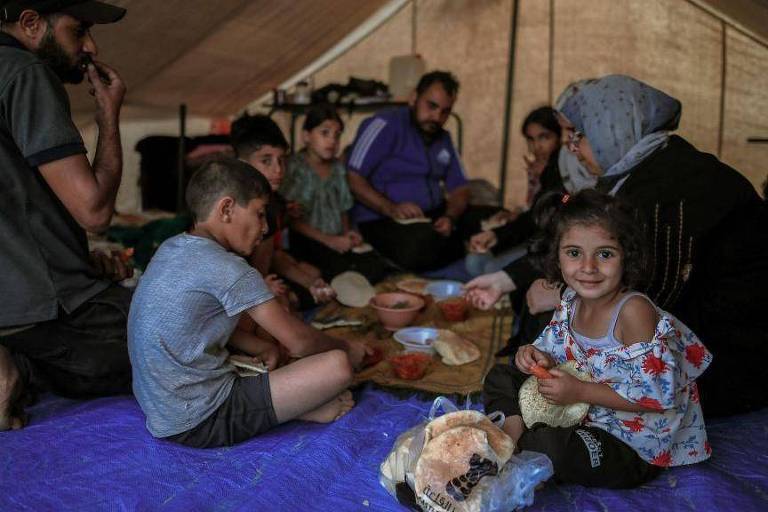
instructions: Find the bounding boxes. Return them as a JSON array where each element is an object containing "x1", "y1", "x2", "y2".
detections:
[{"x1": 280, "y1": 151, "x2": 354, "y2": 236}]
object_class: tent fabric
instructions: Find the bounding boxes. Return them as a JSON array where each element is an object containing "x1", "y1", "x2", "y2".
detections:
[
  {"x1": 68, "y1": 0, "x2": 392, "y2": 118},
  {"x1": 1, "y1": 387, "x2": 767, "y2": 510}
]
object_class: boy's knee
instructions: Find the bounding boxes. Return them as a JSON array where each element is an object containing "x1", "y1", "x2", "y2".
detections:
[{"x1": 325, "y1": 349, "x2": 353, "y2": 386}]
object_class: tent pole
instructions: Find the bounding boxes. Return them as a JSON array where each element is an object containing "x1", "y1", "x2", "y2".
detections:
[
  {"x1": 498, "y1": 0, "x2": 520, "y2": 206},
  {"x1": 176, "y1": 103, "x2": 187, "y2": 213}
]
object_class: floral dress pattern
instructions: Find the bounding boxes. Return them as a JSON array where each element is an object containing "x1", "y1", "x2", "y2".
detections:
[{"x1": 533, "y1": 289, "x2": 713, "y2": 467}]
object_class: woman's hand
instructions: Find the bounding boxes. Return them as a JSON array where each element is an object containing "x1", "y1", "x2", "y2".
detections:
[
  {"x1": 515, "y1": 344, "x2": 556, "y2": 374},
  {"x1": 538, "y1": 369, "x2": 585, "y2": 405},
  {"x1": 464, "y1": 270, "x2": 516, "y2": 310},
  {"x1": 469, "y1": 231, "x2": 497, "y2": 254},
  {"x1": 526, "y1": 278, "x2": 562, "y2": 314}
]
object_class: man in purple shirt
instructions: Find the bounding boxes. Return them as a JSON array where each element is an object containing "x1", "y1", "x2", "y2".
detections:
[{"x1": 347, "y1": 71, "x2": 481, "y2": 271}]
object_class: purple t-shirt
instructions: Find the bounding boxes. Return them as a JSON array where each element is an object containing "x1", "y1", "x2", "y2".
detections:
[{"x1": 347, "y1": 106, "x2": 467, "y2": 223}]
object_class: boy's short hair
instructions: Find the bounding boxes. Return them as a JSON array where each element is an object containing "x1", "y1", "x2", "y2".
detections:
[
  {"x1": 416, "y1": 70, "x2": 460, "y2": 98},
  {"x1": 230, "y1": 114, "x2": 289, "y2": 159},
  {"x1": 186, "y1": 156, "x2": 271, "y2": 224}
]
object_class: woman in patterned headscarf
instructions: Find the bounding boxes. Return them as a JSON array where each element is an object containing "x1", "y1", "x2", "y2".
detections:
[
  {"x1": 558, "y1": 75, "x2": 682, "y2": 192},
  {"x1": 469, "y1": 74, "x2": 768, "y2": 417}
]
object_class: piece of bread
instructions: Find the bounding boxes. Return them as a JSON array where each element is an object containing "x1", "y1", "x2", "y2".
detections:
[
  {"x1": 396, "y1": 278, "x2": 430, "y2": 295},
  {"x1": 394, "y1": 216, "x2": 431, "y2": 225},
  {"x1": 433, "y1": 330, "x2": 481, "y2": 366},
  {"x1": 425, "y1": 410, "x2": 514, "y2": 465},
  {"x1": 415, "y1": 426, "x2": 500, "y2": 512},
  {"x1": 228, "y1": 355, "x2": 268, "y2": 376},
  {"x1": 351, "y1": 243, "x2": 373, "y2": 254},
  {"x1": 518, "y1": 360, "x2": 591, "y2": 428},
  {"x1": 330, "y1": 271, "x2": 375, "y2": 308}
]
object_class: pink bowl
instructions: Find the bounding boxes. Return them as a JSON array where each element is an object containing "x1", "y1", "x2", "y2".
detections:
[{"x1": 369, "y1": 292, "x2": 425, "y2": 331}]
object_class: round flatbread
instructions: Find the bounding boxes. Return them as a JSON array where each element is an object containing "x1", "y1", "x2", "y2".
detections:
[
  {"x1": 518, "y1": 360, "x2": 591, "y2": 428},
  {"x1": 415, "y1": 426, "x2": 500, "y2": 512},
  {"x1": 330, "y1": 271, "x2": 375, "y2": 308},
  {"x1": 425, "y1": 410, "x2": 514, "y2": 465},
  {"x1": 396, "y1": 278, "x2": 430, "y2": 295},
  {"x1": 433, "y1": 330, "x2": 481, "y2": 366}
]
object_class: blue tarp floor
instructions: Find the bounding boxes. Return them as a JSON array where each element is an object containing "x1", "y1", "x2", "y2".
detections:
[{"x1": 1, "y1": 385, "x2": 767, "y2": 511}]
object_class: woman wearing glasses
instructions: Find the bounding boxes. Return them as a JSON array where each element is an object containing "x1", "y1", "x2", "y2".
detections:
[{"x1": 468, "y1": 75, "x2": 768, "y2": 417}]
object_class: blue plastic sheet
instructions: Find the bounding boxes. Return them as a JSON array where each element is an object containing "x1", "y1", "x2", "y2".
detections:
[{"x1": 1, "y1": 386, "x2": 767, "y2": 511}]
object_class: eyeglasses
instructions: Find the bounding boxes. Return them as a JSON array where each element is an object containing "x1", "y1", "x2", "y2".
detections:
[{"x1": 567, "y1": 130, "x2": 584, "y2": 151}]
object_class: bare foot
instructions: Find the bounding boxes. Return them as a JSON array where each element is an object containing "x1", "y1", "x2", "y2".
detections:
[
  {"x1": 298, "y1": 390, "x2": 355, "y2": 423},
  {"x1": 0, "y1": 346, "x2": 26, "y2": 431}
]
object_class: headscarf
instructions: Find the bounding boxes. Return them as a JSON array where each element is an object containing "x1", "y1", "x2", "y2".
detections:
[
  {"x1": 555, "y1": 80, "x2": 598, "y2": 193},
  {"x1": 559, "y1": 75, "x2": 682, "y2": 179}
]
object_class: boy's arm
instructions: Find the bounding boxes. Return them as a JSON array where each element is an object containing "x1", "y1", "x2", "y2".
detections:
[
  {"x1": 228, "y1": 328, "x2": 281, "y2": 370},
  {"x1": 272, "y1": 249, "x2": 315, "y2": 288},
  {"x1": 246, "y1": 300, "x2": 366, "y2": 365}
]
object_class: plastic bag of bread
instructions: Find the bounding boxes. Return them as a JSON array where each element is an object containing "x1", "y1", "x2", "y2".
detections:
[
  {"x1": 379, "y1": 397, "x2": 553, "y2": 512},
  {"x1": 518, "y1": 360, "x2": 592, "y2": 428}
]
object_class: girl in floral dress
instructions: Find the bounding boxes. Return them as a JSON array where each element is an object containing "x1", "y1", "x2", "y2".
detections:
[{"x1": 473, "y1": 189, "x2": 712, "y2": 488}]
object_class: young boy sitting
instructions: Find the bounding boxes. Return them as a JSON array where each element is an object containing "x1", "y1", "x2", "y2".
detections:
[
  {"x1": 230, "y1": 114, "x2": 334, "y2": 310},
  {"x1": 128, "y1": 157, "x2": 368, "y2": 448}
]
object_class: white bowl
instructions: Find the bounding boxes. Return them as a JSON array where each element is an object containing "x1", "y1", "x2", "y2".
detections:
[
  {"x1": 425, "y1": 280, "x2": 464, "y2": 301},
  {"x1": 393, "y1": 327, "x2": 438, "y2": 354}
]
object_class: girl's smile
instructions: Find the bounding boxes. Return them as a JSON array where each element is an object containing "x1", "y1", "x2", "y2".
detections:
[{"x1": 558, "y1": 223, "x2": 624, "y2": 303}]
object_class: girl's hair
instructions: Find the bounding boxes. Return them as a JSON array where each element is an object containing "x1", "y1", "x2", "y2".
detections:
[
  {"x1": 529, "y1": 189, "x2": 647, "y2": 289},
  {"x1": 521, "y1": 106, "x2": 561, "y2": 139},
  {"x1": 302, "y1": 104, "x2": 344, "y2": 132}
]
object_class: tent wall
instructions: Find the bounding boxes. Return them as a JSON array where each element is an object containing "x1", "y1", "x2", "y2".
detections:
[
  {"x1": 296, "y1": 0, "x2": 767, "y2": 208},
  {"x1": 95, "y1": 0, "x2": 767, "y2": 214}
]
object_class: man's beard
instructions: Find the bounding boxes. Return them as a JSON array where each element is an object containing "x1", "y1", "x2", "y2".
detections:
[
  {"x1": 35, "y1": 30, "x2": 86, "y2": 84},
  {"x1": 410, "y1": 109, "x2": 441, "y2": 144}
]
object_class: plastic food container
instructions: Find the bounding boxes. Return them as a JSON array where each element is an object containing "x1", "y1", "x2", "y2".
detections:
[
  {"x1": 425, "y1": 280, "x2": 463, "y2": 301},
  {"x1": 393, "y1": 327, "x2": 438, "y2": 354},
  {"x1": 437, "y1": 297, "x2": 468, "y2": 322},
  {"x1": 389, "y1": 352, "x2": 433, "y2": 380}
]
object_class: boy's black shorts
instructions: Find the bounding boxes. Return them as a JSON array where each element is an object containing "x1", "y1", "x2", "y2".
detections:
[{"x1": 166, "y1": 374, "x2": 278, "y2": 448}]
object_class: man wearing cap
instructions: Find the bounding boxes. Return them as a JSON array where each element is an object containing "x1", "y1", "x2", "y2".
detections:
[{"x1": 0, "y1": 0, "x2": 129, "y2": 430}]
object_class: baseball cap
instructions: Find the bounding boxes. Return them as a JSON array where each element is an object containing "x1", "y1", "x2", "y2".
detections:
[{"x1": 1, "y1": 1, "x2": 126, "y2": 24}]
